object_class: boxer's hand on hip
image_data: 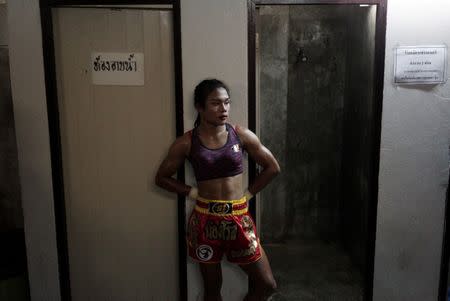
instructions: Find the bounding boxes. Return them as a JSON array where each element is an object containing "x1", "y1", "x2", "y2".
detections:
[
  {"x1": 244, "y1": 189, "x2": 253, "y2": 202},
  {"x1": 188, "y1": 186, "x2": 198, "y2": 200}
]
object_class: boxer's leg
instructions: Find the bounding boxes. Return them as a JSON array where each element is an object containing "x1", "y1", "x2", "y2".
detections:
[
  {"x1": 199, "y1": 262, "x2": 223, "y2": 301},
  {"x1": 239, "y1": 246, "x2": 277, "y2": 301}
]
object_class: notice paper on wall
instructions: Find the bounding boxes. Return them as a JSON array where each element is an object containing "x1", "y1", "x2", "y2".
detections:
[
  {"x1": 91, "y1": 52, "x2": 144, "y2": 86},
  {"x1": 394, "y1": 45, "x2": 447, "y2": 84}
]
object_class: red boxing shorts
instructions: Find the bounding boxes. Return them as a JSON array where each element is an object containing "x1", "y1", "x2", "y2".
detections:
[{"x1": 186, "y1": 196, "x2": 262, "y2": 265}]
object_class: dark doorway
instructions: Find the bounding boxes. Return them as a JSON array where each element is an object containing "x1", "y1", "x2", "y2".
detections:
[{"x1": 248, "y1": 1, "x2": 387, "y2": 300}]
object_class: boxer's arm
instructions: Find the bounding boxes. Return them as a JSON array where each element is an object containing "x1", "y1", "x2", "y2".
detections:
[
  {"x1": 155, "y1": 133, "x2": 192, "y2": 196},
  {"x1": 235, "y1": 125, "x2": 281, "y2": 196}
]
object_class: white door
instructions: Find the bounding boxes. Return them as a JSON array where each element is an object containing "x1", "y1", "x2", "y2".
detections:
[{"x1": 52, "y1": 7, "x2": 178, "y2": 300}]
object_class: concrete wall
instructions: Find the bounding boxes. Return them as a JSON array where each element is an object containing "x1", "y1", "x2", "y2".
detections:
[
  {"x1": 6, "y1": 0, "x2": 450, "y2": 300},
  {"x1": 258, "y1": 5, "x2": 289, "y2": 242},
  {"x1": 285, "y1": 6, "x2": 347, "y2": 240},
  {"x1": 258, "y1": 5, "x2": 373, "y2": 244},
  {"x1": 180, "y1": 1, "x2": 249, "y2": 299},
  {"x1": 373, "y1": 1, "x2": 450, "y2": 300}
]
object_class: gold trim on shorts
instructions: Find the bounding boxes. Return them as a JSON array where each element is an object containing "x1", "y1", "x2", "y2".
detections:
[{"x1": 195, "y1": 196, "x2": 248, "y2": 216}]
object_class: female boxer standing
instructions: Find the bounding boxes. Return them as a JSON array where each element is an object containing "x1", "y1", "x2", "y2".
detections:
[{"x1": 155, "y1": 79, "x2": 280, "y2": 301}]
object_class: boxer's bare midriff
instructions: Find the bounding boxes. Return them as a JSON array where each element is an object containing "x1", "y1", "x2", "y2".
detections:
[{"x1": 197, "y1": 174, "x2": 243, "y2": 200}]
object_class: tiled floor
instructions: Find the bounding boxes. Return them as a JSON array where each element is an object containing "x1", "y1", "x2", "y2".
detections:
[{"x1": 264, "y1": 238, "x2": 364, "y2": 301}]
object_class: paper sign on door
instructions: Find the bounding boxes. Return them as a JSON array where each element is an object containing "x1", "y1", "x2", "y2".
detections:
[{"x1": 91, "y1": 52, "x2": 144, "y2": 86}]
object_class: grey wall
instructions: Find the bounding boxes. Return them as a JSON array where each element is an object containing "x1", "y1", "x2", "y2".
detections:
[
  {"x1": 180, "y1": 0, "x2": 249, "y2": 300},
  {"x1": 0, "y1": 48, "x2": 23, "y2": 232},
  {"x1": 341, "y1": 6, "x2": 376, "y2": 273},
  {"x1": 7, "y1": 1, "x2": 61, "y2": 300},
  {"x1": 0, "y1": 4, "x2": 23, "y2": 232},
  {"x1": 0, "y1": 4, "x2": 29, "y2": 294},
  {"x1": 373, "y1": 1, "x2": 450, "y2": 300}
]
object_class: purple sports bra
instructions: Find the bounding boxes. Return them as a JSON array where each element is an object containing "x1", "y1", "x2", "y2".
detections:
[{"x1": 188, "y1": 123, "x2": 244, "y2": 182}]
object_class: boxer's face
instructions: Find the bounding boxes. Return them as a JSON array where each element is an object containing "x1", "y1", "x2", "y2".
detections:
[{"x1": 198, "y1": 87, "x2": 230, "y2": 127}]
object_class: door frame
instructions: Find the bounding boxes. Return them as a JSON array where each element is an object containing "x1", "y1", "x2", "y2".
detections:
[
  {"x1": 247, "y1": 1, "x2": 387, "y2": 300},
  {"x1": 39, "y1": 1, "x2": 186, "y2": 300}
]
